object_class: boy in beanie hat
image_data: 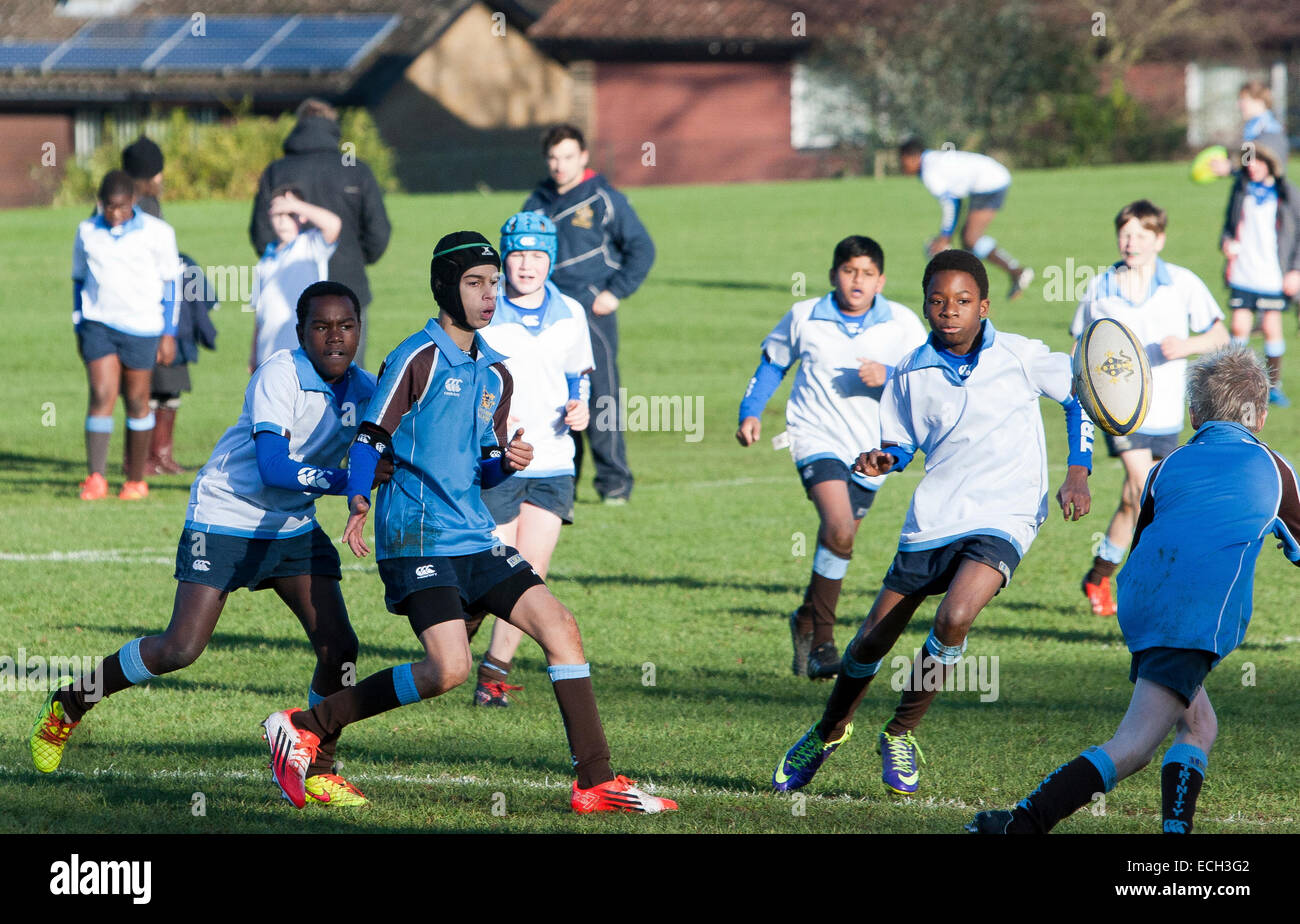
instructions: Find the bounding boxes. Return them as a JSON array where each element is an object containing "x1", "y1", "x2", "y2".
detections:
[{"x1": 259, "y1": 232, "x2": 677, "y2": 815}]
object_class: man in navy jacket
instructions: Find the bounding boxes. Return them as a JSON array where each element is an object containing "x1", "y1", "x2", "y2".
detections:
[{"x1": 524, "y1": 124, "x2": 655, "y2": 503}]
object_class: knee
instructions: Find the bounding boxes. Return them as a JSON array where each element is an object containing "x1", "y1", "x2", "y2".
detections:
[
  {"x1": 932, "y1": 607, "x2": 976, "y2": 644},
  {"x1": 1119, "y1": 480, "x2": 1143, "y2": 513},
  {"x1": 414, "y1": 652, "x2": 472, "y2": 698},
  {"x1": 151, "y1": 634, "x2": 206, "y2": 674},
  {"x1": 819, "y1": 526, "x2": 855, "y2": 560}
]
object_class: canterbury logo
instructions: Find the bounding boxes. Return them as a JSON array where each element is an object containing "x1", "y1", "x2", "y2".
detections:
[
  {"x1": 191, "y1": 560, "x2": 211, "y2": 572},
  {"x1": 444, "y1": 378, "x2": 463, "y2": 396},
  {"x1": 415, "y1": 564, "x2": 437, "y2": 579},
  {"x1": 297, "y1": 467, "x2": 332, "y2": 489}
]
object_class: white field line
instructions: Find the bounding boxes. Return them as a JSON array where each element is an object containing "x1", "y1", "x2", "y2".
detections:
[{"x1": 0, "y1": 763, "x2": 1281, "y2": 826}]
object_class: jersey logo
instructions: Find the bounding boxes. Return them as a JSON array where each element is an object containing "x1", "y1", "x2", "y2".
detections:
[
  {"x1": 415, "y1": 563, "x2": 438, "y2": 579},
  {"x1": 571, "y1": 204, "x2": 594, "y2": 229},
  {"x1": 481, "y1": 390, "x2": 495, "y2": 410},
  {"x1": 506, "y1": 553, "x2": 524, "y2": 567},
  {"x1": 297, "y1": 467, "x2": 332, "y2": 490},
  {"x1": 444, "y1": 378, "x2": 464, "y2": 396},
  {"x1": 191, "y1": 559, "x2": 211, "y2": 572}
]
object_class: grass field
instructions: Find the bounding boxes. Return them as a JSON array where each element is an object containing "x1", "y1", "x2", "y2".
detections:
[{"x1": 2, "y1": 162, "x2": 1298, "y2": 835}]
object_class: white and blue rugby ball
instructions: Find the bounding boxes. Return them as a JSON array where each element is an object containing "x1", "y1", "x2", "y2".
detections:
[{"x1": 1072, "y1": 318, "x2": 1152, "y2": 436}]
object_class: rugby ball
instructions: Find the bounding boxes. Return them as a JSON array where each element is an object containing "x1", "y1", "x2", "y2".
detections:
[
  {"x1": 1072, "y1": 318, "x2": 1151, "y2": 436},
  {"x1": 1190, "y1": 145, "x2": 1227, "y2": 184}
]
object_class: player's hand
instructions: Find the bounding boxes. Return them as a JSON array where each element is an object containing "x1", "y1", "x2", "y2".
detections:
[
  {"x1": 736, "y1": 416, "x2": 761, "y2": 446},
  {"x1": 1056, "y1": 465, "x2": 1091, "y2": 521},
  {"x1": 591, "y1": 290, "x2": 620, "y2": 316},
  {"x1": 564, "y1": 399, "x2": 589, "y2": 432},
  {"x1": 1221, "y1": 237, "x2": 1237, "y2": 259},
  {"x1": 1160, "y1": 336, "x2": 1189, "y2": 360},
  {"x1": 343, "y1": 495, "x2": 370, "y2": 558},
  {"x1": 371, "y1": 457, "x2": 394, "y2": 487},
  {"x1": 1283, "y1": 270, "x2": 1300, "y2": 299},
  {"x1": 503, "y1": 428, "x2": 533, "y2": 472},
  {"x1": 928, "y1": 236, "x2": 951, "y2": 256},
  {"x1": 1209, "y1": 155, "x2": 1231, "y2": 178},
  {"x1": 854, "y1": 449, "x2": 896, "y2": 478},
  {"x1": 858, "y1": 359, "x2": 887, "y2": 387},
  {"x1": 156, "y1": 335, "x2": 176, "y2": 366}
]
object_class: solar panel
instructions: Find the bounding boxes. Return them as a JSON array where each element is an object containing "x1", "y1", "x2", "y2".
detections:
[
  {"x1": 35, "y1": 14, "x2": 399, "y2": 73},
  {"x1": 0, "y1": 42, "x2": 60, "y2": 70}
]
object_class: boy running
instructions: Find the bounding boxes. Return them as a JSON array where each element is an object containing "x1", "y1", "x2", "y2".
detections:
[
  {"x1": 771, "y1": 250, "x2": 1093, "y2": 796},
  {"x1": 969, "y1": 347, "x2": 1299, "y2": 834},
  {"x1": 1076, "y1": 200, "x2": 1228, "y2": 617},
  {"x1": 470, "y1": 211, "x2": 594, "y2": 707},
  {"x1": 259, "y1": 231, "x2": 677, "y2": 815},
  {"x1": 32, "y1": 281, "x2": 378, "y2": 806},
  {"x1": 898, "y1": 137, "x2": 1033, "y2": 299},
  {"x1": 737, "y1": 236, "x2": 926, "y2": 679},
  {"x1": 1220, "y1": 142, "x2": 1300, "y2": 406}
]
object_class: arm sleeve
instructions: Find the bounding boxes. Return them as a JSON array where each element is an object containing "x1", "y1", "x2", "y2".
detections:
[
  {"x1": 739, "y1": 356, "x2": 787, "y2": 422},
  {"x1": 161, "y1": 279, "x2": 178, "y2": 337},
  {"x1": 255, "y1": 431, "x2": 347, "y2": 494},
  {"x1": 249, "y1": 358, "x2": 300, "y2": 439},
  {"x1": 71, "y1": 229, "x2": 87, "y2": 285},
  {"x1": 603, "y1": 192, "x2": 655, "y2": 299},
  {"x1": 565, "y1": 306, "x2": 597, "y2": 402},
  {"x1": 73, "y1": 280, "x2": 83, "y2": 319},
  {"x1": 478, "y1": 363, "x2": 516, "y2": 488},
  {"x1": 566, "y1": 373, "x2": 591, "y2": 403},
  {"x1": 309, "y1": 228, "x2": 339, "y2": 263},
  {"x1": 343, "y1": 423, "x2": 390, "y2": 503},
  {"x1": 1060, "y1": 395, "x2": 1094, "y2": 472},
  {"x1": 1185, "y1": 274, "x2": 1225, "y2": 334},
  {"x1": 938, "y1": 195, "x2": 961, "y2": 237},
  {"x1": 1269, "y1": 451, "x2": 1300, "y2": 565},
  {"x1": 358, "y1": 167, "x2": 392, "y2": 265},
  {"x1": 878, "y1": 374, "x2": 918, "y2": 471}
]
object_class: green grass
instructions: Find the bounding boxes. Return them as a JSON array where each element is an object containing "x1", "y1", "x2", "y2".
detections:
[{"x1": 2, "y1": 164, "x2": 1298, "y2": 833}]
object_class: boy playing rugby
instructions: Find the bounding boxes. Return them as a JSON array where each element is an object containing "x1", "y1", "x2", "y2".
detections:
[
  {"x1": 470, "y1": 211, "x2": 594, "y2": 706},
  {"x1": 32, "y1": 282, "x2": 378, "y2": 806},
  {"x1": 737, "y1": 236, "x2": 926, "y2": 679},
  {"x1": 969, "y1": 347, "x2": 1299, "y2": 834},
  {"x1": 259, "y1": 232, "x2": 676, "y2": 814},
  {"x1": 771, "y1": 250, "x2": 1093, "y2": 796},
  {"x1": 898, "y1": 138, "x2": 1033, "y2": 299},
  {"x1": 1076, "y1": 200, "x2": 1228, "y2": 616}
]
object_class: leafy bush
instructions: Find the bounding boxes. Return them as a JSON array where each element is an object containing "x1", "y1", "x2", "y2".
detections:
[{"x1": 55, "y1": 101, "x2": 400, "y2": 206}]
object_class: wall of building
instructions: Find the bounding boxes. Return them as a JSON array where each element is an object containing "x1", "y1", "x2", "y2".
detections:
[{"x1": 0, "y1": 113, "x2": 73, "y2": 208}]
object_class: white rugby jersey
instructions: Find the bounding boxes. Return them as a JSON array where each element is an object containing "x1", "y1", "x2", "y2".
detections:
[
  {"x1": 72, "y1": 208, "x2": 181, "y2": 336},
  {"x1": 763, "y1": 292, "x2": 927, "y2": 489},
  {"x1": 1226, "y1": 183, "x2": 1284, "y2": 295},
  {"x1": 186, "y1": 349, "x2": 375, "y2": 539},
  {"x1": 1070, "y1": 259, "x2": 1223, "y2": 436},
  {"x1": 480, "y1": 282, "x2": 595, "y2": 477},
  {"x1": 252, "y1": 229, "x2": 336, "y2": 369},
  {"x1": 919, "y1": 150, "x2": 1011, "y2": 200},
  {"x1": 881, "y1": 322, "x2": 1073, "y2": 556}
]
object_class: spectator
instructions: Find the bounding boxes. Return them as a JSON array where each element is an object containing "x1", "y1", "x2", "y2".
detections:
[{"x1": 249, "y1": 99, "x2": 391, "y2": 367}]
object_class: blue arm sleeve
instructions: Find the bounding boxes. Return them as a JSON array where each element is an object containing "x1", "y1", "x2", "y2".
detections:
[
  {"x1": 565, "y1": 372, "x2": 590, "y2": 403},
  {"x1": 161, "y1": 279, "x2": 178, "y2": 337},
  {"x1": 254, "y1": 432, "x2": 347, "y2": 494},
  {"x1": 479, "y1": 449, "x2": 513, "y2": 489},
  {"x1": 883, "y1": 444, "x2": 916, "y2": 473},
  {"x1": 344, "y1": 426, "x2": 389, "y2": 503},
  {"x1": 1061, "y1": 395, "x2": 1094, "y2": 472},
  {"x1": 73, "y1": 281, "x2": 83, "y2": 320},
  {"x1": 939, "y1": 196, "x2": 961, "y2": 237},
  {"x1": 739, "y1": 356, "x2": 788, "y2": 423}
]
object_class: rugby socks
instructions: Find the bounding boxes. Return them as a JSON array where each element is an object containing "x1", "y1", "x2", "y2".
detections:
[
  {"x1": 802, "y1": 544, "x2": 850, "y2": 648},
  {"x1": 885, "y1": 631, "x2": 964, "y2": 736},
  {"x1": 1087, "y1": 534, "x2": 1126, "y2": 584},
  {"x1": 477, "y1": 656, "x2": 513, "y2": 687},
  {"x1": 1265, "y1": 340, "x2": 1285, "y2": 388},
  {"x1": 815, "y1": 645, "x2": 881, "y2": 741},
  {"x1": 292, "y1": 665, "x2": 412, "y2": 739},
  {"x1": 57, "y1": 638, "x2": 151, "y2": 723},
  {"x1": 1160, "y1": 743, "x2": 1207, "y2": 834},
  {"x1": 1008, "y1": 746, "x2": 1115, "y2": 833},
  {"x1": 548, "y1": 664, "x2": 613, "y2": 789},
  {"x1": 85, "y1": 416, "x2": 113, "y2": 476},
  {"x1": 124, "y1": 413, "x2": 155, "y2": 483}
]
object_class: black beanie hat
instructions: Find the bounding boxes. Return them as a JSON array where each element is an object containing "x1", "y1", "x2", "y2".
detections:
[
  {"x1": 430, "y1": 231, "x2": 501, "y2": 324},
  {"x1": 122, "y1": 136, "x2": 164, "y2": 179}
]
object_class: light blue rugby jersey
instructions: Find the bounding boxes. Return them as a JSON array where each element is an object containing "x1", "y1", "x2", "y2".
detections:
[
  {"x1": 366, "y1": 318, "x2": 513, "y2": 559},
  {"x1": 186, "y1": 349, "x2": 376, "y2": 538}
]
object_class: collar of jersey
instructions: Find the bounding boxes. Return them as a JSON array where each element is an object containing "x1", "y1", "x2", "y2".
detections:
[
  {"x1": 1101, "y1": 258, "x2": 1172, "y2": 303},
  {"x1": 493, "y1": 281, "x2": 573, "y2": 333},
  {"x1": 909, "y1": 319, "x2": 997, "y2": 383},
  {"x1": 422, "y1": 317, "x2": 506, "y2": 367},
  {"x1": 291, "y1": 347, "x2": 373, "y2": 401},
  {"x1": 810, "y1": 291, "x2": 891, "y2": 332},
  {"x1": 1190, "y1": 419, "x2": 1260, "y2": 445},
  {"x1": 94, "y1": 206, "x2": 145, "y2": 235}
]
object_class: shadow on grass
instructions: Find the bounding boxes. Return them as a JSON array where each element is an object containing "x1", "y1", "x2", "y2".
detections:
[{"x1": 656, "y1": 277, "x2": 789, "y2": 292}]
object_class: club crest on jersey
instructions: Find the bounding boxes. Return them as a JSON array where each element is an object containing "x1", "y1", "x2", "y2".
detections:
[
  {"x1": 481, "y1": 390, "x2": 495, "y2": 410},
  {"x1": 571, "y1": 204, "x2": 594, "y2": 229}
]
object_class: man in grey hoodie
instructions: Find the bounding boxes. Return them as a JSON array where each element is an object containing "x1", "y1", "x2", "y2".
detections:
[{"x1": 250, "y1": 99, "x2": 391, "y2": 368}]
